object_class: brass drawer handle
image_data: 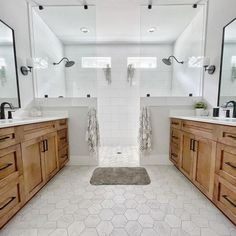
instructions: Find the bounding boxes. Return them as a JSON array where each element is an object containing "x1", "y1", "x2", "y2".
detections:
[
  {"x1": 0, "y1": 197, "x2": 16, "y2": 210},
  {"x1": 226, "y1": 135, "x2": 236, "y2": 140},
  {"x1": 222, "y1": 195, "x2": 236, "y2": 208},
  {"x1": 0, "y1": 163, "x2": 13, "y2": 171},
  {"x1": 225, "y1": 162, "x2": 236, "y2": 169},
  {"x1": 0, "y1": 136, "x2": 10, "y2": 142}
]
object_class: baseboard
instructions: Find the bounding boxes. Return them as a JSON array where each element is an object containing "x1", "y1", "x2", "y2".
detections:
[
  {"x1": 140, "y1": 154, "x2": 172, "y2": 165},
  {"x1": 68, "y1": 155, "x2": 99, "y2": 166}
]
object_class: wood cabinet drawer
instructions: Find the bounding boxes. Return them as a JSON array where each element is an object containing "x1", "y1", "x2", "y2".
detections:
[
  {"x1": 58, "y1": 129, "x2": 68, "y2": 149},
  {"x1": 214, "y1": 176, "x2": 236, "y2": 224},
  {"x1": 170, "y1": 144, "x2": 179, "y2": 166},
  {"x1": 56, "y1": 119, "x2": 68, "y2": 130},
  {"x1": 0, "y1": 127, "x2": 20, "y2": 149},
  {"x1": 0, "y1": 145, "x2": 22, "y2": 183},
  {"x1": 218, "y1": 125, "x2": 236, "y2": 147},
  {"x1": 216, "y1": 143, "x2": 236, "y2": 184},
  {"x1": 58, "y1": 146, "x2": 69, "y2": 168},
  {"x1": 170, "y1": 119, "x2": 181, "y2": 129},
  {"x1": 170, "y1": 128, "x2": 181, "y2": 148},
  {"x1": 0, "y1": 176, "x2": 23, "y2": 228},
  {"x1": 23, "y1": 122, "x2": 56, "y2": 141},
  {"x1": 182, "y1": 120, "x2": 217, "y2": 141}
]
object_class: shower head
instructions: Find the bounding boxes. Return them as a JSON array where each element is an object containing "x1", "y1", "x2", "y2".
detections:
[
  {"x1": 162, "y1": 58, "x2": 172, "y2": 66},
  {"x1": 65, "y1": 60, "x2": 75, "y2": 67},
  {"x1": 162, "y1": 56, "x2": 184, "y2": 66},
  {"x1": 53, "y1": 57, "x2": 75, "y2": 67}
]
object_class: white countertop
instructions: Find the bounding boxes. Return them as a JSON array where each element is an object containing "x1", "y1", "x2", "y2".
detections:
[
  {"x1": 0, "y1": 116, "x2": 68, "y2": 128},
  {"x1": 171, "y1": 116, "x2": 236, "y2": 127}
]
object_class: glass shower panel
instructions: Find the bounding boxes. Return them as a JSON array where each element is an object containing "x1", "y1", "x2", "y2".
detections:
[{"x1": 140, "y1": 4, "x2": 207, "y2": 97}]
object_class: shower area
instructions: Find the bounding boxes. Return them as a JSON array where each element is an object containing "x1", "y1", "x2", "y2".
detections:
[{"x1": 30, "y1": 0, "x2": 207, "y2": 167}]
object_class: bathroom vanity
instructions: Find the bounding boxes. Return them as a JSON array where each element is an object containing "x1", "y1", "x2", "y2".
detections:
[
  {"x1": 170, "y1": 116, "x2": 236, "y2": 224},
  {"x1": 0, "y1": 117, "x2": 69, "y2": 228}
]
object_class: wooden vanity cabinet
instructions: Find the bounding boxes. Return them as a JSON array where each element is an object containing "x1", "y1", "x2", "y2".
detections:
[
  {"x1": 21, "y1": 137, "x2": 45, "y2": 201},
  {"x1": 170, "y1": 118, "x2": 236, "y2": 224},
  {"x1": 0, "y1": 118, "x2": 69, "y2": 228},
  {"x1": 180, "y1": 131, "x2": 194, "y2": 180}
]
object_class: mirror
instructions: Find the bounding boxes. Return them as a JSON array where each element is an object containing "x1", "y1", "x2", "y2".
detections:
[
  {"x1": 218, "y1": 18, "x2": 236, "y2": 105},
  {"x1": 0, "y1": 19, "x2": 20, "y2": 107}
]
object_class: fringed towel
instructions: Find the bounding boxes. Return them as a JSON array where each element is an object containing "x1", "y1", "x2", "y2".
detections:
[
  {"x1": 139, "y1": 107, "x2": 152, "y2": 153},
  {"x1": 86, "y1": 108, "x2": 100, "y2": 155}
]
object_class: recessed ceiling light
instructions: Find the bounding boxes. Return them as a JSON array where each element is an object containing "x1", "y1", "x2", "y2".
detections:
[
  {"x1": 80, "y1": 27, "x2": 89, "y2": 33},
  {"x1": 148, "y1": 27, "x2": 156, "y2": 33}
]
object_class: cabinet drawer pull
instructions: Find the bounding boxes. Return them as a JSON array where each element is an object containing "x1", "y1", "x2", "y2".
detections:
[
  {"x1": 60, "y1": 155, "x2": 68, "y2": 159},
  {"x1": 60, "y1": 137, "x2": 66, "y2": 141},
  {"x1": 172, "y1": 136, "x2": 179, "y2": 140},
  {"x1": 0, "y1": 197, "x2": 16, "y2": 210},
  {"x1": 0, "y1": 136, "x2": 10, "y2": 142},
  {"x1": 190, "y1": 139, "x2": 193, "y2": 151},
  {"x1": 0, "y1": 163, "x2": 13, "y2": 171},
  {"x1": 171, "y1": 153, "x2": 178, "y2": 158},
  {"x1": 222, "y1": 195, "x2": 236, "y2": 208},
  {"x1": 172, "y1": 122, "x2": 179, "y2": 126},
  {"x1": 226, "y1": 135, "x2": 236, "y2": 140},
  {"x1": 225, "y1": 162, "x2": 236, "y2": 169}
]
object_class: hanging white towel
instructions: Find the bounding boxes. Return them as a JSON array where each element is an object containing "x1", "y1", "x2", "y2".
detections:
[
  {"x1": 139, "y1": 107, "x2": 152, "y2": 153},
  {"x1": 103, "y1": 64, "x2": 112, "y2": 84},
  {"x1": 0, "y1": 66, "x2": 7, "y2": 86},
  {"x1": 231, "y1": 63, "x2": 236, "y2": 81},
  {"x1": 86, "y1": 108, "x2": 100, "y2": 155},
  {"x1": 127, "y1": 64, "x2": 135, "y2": 86}
]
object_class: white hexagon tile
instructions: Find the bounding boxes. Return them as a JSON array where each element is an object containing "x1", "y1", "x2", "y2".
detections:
[{"x1": 1, "y1": 165, "x2": 235, "y2": 236}]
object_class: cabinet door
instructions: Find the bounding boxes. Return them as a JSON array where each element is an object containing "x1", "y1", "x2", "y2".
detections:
[
  {"x1": 180, "y1": 132, "x2": 194, "y2": 179},
  {"x1": 21, "y1": 137, "x2": 45, "y2": 200},
  {"x1": 192, "y1": 137, "x2": 216, "y2": 199},
  {"x1": 44, "y1": 132, "x2": 59, "y2": 180}
]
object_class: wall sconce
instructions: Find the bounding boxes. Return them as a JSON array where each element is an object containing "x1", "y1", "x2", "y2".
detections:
[
  {"x1": 21, "y1": 58, "x2": 34, "y2": 76},
  {"x1": 203, "y1": 57, "x2": 216, "y2": 75}
]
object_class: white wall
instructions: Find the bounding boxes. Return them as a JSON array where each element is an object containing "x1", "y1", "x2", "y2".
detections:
[
  {"x1": 32, "y1": 10, "x2": 66, "y2": 98},
  {"x1": 203, "y1": 0, "x2": 236, "y2": 106},
  {"x1": 140, "y1": 44, "x2": 173, "y2": 97},
  {"x1": 64, "y1": 45, "x2": 97, "y2": 97},
  {"x1": 172, "y1": 7, "x2": 205, "y2": 97},
  {"x1": 140, "y1": 97, "x2": 197, "y2": 165},
  {"x1": 0, "y1": 0, "x2": 34, "y2": 108}
]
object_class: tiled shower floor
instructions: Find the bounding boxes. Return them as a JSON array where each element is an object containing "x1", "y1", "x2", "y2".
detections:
[
  {"x1": 99, "y1": 146, "x2": 139, "y2": 167},
  {"x1": 1, "y1": 165, "x2": 235, "y2": 236}
]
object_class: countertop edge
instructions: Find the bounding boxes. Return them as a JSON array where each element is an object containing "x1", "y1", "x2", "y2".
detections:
[
  {"x1": 0, "y1": 116, "x2": 68, "y2": 129},
  {"x1": 170, "y1": 116, "x2": 236, "y2": 127}
]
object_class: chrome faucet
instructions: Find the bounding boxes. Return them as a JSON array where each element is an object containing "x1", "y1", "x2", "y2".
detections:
[
  {"x1": 225, "y1": 101, "x2": 236, "y2": 118},
  {"x1": 0, "y1": 102, "x2": 15, "y2": 119}
]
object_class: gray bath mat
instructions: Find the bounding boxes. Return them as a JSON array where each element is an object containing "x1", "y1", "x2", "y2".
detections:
[{"x1": 90, "y1": 167, "x2": 151, "y2": 185}]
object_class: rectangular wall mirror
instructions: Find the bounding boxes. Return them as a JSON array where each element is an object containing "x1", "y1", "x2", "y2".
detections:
[
  {"x1": 218, "y1": 18, "x2": 236, "y2": 106},
  {"x1": 0, "y1": 19, "x2": 20, "y2": 108}
]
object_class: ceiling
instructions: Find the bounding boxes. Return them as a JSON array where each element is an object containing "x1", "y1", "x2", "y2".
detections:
[{"x1": 32, "y1": 0, "x2": 206, "y2": 44}]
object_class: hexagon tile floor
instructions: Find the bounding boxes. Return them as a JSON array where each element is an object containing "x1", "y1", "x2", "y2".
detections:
[{"x1": 1, "y1": 166, "x2": 235, "y2": 236}]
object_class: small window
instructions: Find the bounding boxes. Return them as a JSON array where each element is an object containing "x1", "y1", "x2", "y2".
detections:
[
  {"x1": 127, "y1": 57, "x2": 157, "y2": 68},
  {"x1": 82, "y1": 57, "x2": 111, "y2": 68}
]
